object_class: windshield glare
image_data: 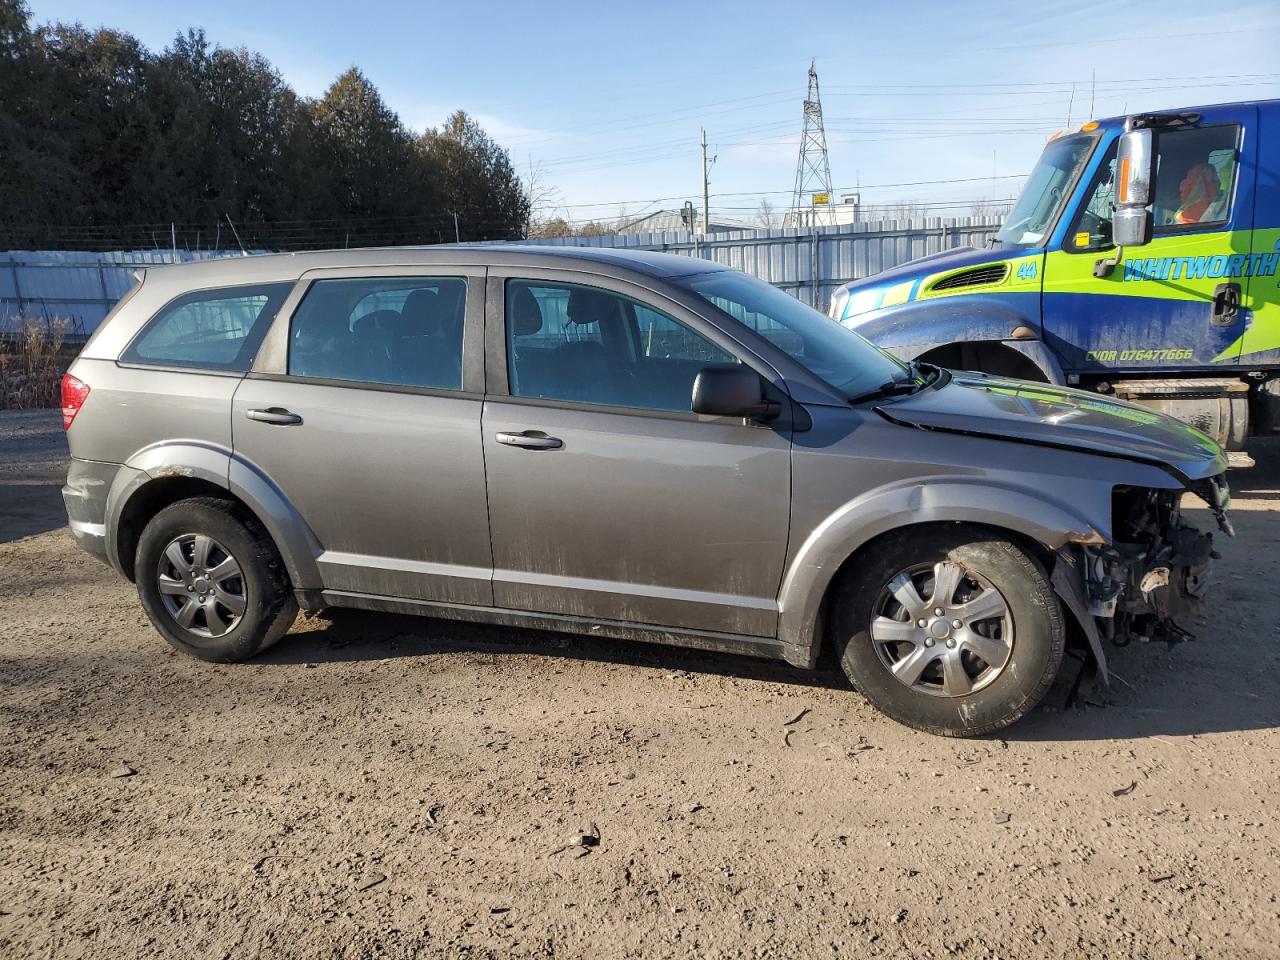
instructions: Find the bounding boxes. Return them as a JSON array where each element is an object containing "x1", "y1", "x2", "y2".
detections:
[
  {"x1": 996, "y1": 133, "x2": 1097, "y2": 247},
  {"x1": 678, "y1": 271, "x2": 910, "y2": 398}
]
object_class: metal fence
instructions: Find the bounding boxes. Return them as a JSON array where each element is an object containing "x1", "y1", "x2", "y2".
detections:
[
  {"x1": 1, "y1": 216, "x2": 1001, "y2": 336},
  {"x1": 0, "y1": 249, "x2": 253, "y2": 339},
  {"x1": 505, "y1": 216, "x2": 1003, "y2": 311}
]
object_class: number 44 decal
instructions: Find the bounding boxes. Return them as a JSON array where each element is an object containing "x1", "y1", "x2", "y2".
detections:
[{"x1": 1016, "y1": 260, "x2": 1038, "y2": 281}]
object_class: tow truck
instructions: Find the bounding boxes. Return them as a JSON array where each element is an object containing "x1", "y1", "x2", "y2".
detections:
[{"x1": 829, "y1": 99, "x2": 1279, "y2": 465}]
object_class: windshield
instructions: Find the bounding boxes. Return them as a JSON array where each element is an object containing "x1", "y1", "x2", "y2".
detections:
[
  {"x1": 677, "y1": 271, "x2": 911, "y2": 398},
  {"x1": 996, "y1": 133, "x2": 1097, "y2": 247}
]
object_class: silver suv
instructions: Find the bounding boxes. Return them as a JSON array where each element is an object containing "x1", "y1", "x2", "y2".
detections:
[{"x1": 61, "y1": 247, "x2": 1231, "y2": 735}]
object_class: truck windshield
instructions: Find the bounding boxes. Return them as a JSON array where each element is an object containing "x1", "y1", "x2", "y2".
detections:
[
  {"x1": 676, "y1": 271, "x2": 911, "y2": 399},
  {"x1": 996, "y1": 133, "x2": 1097, "y2": 247}
]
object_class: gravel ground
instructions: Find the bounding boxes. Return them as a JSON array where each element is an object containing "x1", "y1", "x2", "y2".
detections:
[{"x1": 2, "y1": 408, "x2": 1279, "y2": 959}]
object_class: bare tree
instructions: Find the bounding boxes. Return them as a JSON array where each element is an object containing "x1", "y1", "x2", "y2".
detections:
[
  {"x1": 968, "y1": 197, "x2": 995, "y2": 219},
  {"x1": 533, "y1": 217, "x2": 574, "y2": 238},
  {"x1": 755, "y1": 198, "x2": 779, "y2": 228},
  {"x1": 523, "y1": 158, "x2": 562, "y2": 239}
]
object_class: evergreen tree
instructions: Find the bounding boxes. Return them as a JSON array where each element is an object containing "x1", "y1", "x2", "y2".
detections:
[{"x1": 0, "y1": 5, "x2": 531, "y2": 251}]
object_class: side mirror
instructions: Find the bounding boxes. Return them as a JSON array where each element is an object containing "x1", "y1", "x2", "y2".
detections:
[
  {"x1": 1112, "y1": 128, "x2": 1154, "y2": 248},
  {"x1": 691, "y1": 363, "x2": 780, "y2": 420}
]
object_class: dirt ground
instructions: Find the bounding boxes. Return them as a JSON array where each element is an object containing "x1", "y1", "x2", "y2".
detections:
[{"x1": 2, "y1": 407, "x2": 1278, "y2": 960}]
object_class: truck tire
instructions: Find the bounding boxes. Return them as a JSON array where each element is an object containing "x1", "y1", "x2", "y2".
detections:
[
  {"x1": 831, "y1": 525, "x2": 1065, "y2": 737},
  {"x1": 135, "y1": 497, "x2": 298, "y2": 663}
]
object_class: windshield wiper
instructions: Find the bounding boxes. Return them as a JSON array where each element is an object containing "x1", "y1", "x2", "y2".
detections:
[
  {"x1": 848, "y1": 377, "x2": 921, "y2": 405},
  {"x1": 848, "y1": 361, "x2": 943, "y2": 404}
]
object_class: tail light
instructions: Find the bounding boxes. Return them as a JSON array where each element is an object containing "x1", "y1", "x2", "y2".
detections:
[{"x1": 60, "y1": 373, "x2": 90, "y2": 429}]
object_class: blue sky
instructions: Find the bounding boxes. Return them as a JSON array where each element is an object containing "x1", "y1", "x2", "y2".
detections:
[{"x1": 27, "y1": 0, "x2": 1280, "y2": 225}]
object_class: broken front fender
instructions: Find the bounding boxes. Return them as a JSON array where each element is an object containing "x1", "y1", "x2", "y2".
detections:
[{"x1": 1056, "y1": 479, "x2": 1224, "y2": 681}]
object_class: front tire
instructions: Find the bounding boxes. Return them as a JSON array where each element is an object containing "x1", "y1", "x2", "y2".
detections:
[
  {"x1": 135, "y1": 497, "x2": 297, "y2": 663},
  {"x1": 832, "y1": 525, "x2": 1065, "y2": 737}
]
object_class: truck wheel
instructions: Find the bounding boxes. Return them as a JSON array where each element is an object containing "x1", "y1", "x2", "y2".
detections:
[
  {"x1": 831, "y1": 526, "x2": 1065, "y2": 737},
  {"x1": 135, "y1": 497, "x2": 298, "y2": 663}
]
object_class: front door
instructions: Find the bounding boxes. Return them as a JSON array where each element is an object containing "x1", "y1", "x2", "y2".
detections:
[
  {"x1": 1042, "y1": 104, "x2": 1258, "y2": 373},
  {"x1": 233, "y1": 267, "x2": 493, "y2": 604},
  {"x1": 481, "y1": 271, "x2": 792, "y2": 637}
]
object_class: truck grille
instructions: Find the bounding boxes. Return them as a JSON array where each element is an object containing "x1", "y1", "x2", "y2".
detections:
[{"x1": 931, "y1": 264, "x2": 1009, "y2": 291}]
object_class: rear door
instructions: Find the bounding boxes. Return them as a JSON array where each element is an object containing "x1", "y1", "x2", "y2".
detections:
[
  {"x1": 1042, "y1": 104, "x2": 1258, "y2": 372},
  {"x1": 480, "y1": 269, "x2": 793, "y2": 638},
  {"x1": 233, "y1": 265, "x2": 492, "y2": 605}
]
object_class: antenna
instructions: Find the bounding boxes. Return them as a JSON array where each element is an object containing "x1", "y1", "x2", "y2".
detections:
[
  {"x1": 789, "y1": 59, "x2": 834, "y2": 228},
  {"x1": 224, "y1": 213, "x2": 248, "y2": 256}
]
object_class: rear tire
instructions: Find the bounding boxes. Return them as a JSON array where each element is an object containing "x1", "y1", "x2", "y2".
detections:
[
  {"x1": 135, "y1": 497, "x2": 297, "y2": 663},
  {"x1": 831, "y1": 525, "x2": 1065, "y2": 737}
]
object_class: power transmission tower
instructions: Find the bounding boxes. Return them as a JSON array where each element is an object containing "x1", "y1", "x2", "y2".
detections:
[{"x1": 789, "y1": 59, "x2": 834, "y2": 228}]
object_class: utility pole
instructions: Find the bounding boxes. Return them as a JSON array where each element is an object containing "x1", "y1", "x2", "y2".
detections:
[
  {"x1": 790, "y1": 60, "x2": 834, "y2": 229},
  {"x1": 700, "y1": 128, "x2": 711, "y2": 238}
]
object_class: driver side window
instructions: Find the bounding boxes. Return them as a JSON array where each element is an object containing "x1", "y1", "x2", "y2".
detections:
[
  {"x1": 1067, "y1": 125, "x2": 1240, "y2": 253},
  {"x1": 505, "y1": 280, "x2": 735, "y2": 412}
]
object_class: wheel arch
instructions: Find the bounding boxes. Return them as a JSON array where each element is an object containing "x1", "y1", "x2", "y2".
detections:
[
  {"x1": 776, "y1": 480, "x2": 1108, "y2": 670},
  {"x1": 848, "y1": 296, "x2": 1065, "y2": 385},
  {"x1": 105, "y1": 442, "x2": 322, "y2": 593},
  {"x1": 916, "y1": 340, "x2": 1062, "y2": 385}
]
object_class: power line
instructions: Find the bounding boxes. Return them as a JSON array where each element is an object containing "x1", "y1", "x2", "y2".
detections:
[{"x1": 555, "y1": 174, "x2": 1030, "y2": 211}]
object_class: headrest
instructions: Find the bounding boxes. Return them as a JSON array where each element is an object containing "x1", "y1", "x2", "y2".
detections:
[
  {"x1": 509, "y1": 284, "x2": 543, "y2": 336},
  {"x1": 566, "y1": 287, "x2": 617, "y2": 326},
  {"x1": 401, "y1": 288, "x2": 439, "y2": 325},
  {"x1": 351, "y1": 309, "x2": 402, "y2": 338},
  {"x1": 300, "y1": 295, "x2": 354, "y2": 340}
]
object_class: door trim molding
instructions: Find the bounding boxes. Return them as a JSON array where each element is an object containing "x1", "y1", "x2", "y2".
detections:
[{"x1": 493, "y1": 567, "x2": 778, "y2": 613}]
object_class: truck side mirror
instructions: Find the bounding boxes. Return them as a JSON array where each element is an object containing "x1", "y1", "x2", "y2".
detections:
[
  {"x1": 1095, "y1": 127, "x2": 1156, "y2": 277},
  {"x1": 691, "y1": 363, "x2": 779, "y2": 420},
  {"x1": 1112, "y1": 128, "x2": 1155, "y2": 248}
]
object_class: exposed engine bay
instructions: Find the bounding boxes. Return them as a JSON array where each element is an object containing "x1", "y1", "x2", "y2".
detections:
[{"x1": 1077, "y1": 474, "x2": 1230, "y2": 655}]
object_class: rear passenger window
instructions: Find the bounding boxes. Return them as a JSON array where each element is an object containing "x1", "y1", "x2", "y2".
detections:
[
  {"x1": 288, "y1": 277, "x2": 466, "y2": 390},
  {"x1": 123, "y1": 283, "x2": 292, "y2": 371}
]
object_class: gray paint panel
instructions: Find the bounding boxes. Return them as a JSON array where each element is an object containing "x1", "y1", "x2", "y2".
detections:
[
  {"x1": 482, "y1": 398, "x2": 791, "y2": 636},
  {"x1": 231, "y1": 380, "x2": 492, "y2": 605},
  {"x1": 65, "y1": 357, "x2": 239, "y2": 465}
]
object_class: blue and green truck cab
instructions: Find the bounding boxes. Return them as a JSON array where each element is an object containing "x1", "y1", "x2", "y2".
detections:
[{"x1": 829, "y1": 99, "x2": 1280, "y2": 458}]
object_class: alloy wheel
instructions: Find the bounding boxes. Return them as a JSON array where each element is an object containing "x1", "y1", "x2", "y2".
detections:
[
  {"x1": 870, "y1": 560, "x2": 1014, "y2": 698},
  {"x1": 155, "y1": 533, "x2": 247, "y2": 639}
]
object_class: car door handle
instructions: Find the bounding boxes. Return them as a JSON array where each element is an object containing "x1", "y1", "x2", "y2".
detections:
[
  {"x1": 246, "y1": 407, "x2": 303, "y2": 426},
  {"x1": 495, "y1": 431, "x2": 563, "y2": 450}
]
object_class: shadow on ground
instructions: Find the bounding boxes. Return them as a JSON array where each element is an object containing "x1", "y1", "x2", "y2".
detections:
[
  {"x1": 259, "y1": 601, "x2": 1279, "y2": 742},
  {"x1": 0, "y1": 409, "x2": 68, "y2": 543},
  {"x1": 261, "y1": 607, "x2": 852, "y2": 692}
]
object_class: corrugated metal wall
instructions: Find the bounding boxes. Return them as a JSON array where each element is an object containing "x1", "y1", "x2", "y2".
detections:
[
  {"x1": 0, "y1": 249, "x2": 251, "y2": 337},
  {"x1": 500, "y1": 216, "x2": 1002, "y2": 309},
  {"x1": 1, "y1": 216, "x2": 1001, "y2": 335}
]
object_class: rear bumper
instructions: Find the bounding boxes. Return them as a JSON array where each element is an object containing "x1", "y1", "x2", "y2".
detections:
[{"x1": 62, "y1": 457, "x2": 120, "y2": 568}]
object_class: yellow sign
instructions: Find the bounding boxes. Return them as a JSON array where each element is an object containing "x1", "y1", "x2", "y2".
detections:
[{"x1": 812, "y1": 192, "x2": 829, "y2": 205}]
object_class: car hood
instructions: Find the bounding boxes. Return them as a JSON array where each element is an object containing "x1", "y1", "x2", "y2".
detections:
[{"x1": 876, "y1": 372, "x2": 1227, "y2": 482}]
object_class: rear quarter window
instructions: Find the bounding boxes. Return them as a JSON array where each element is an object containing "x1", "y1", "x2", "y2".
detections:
[{"x1": 121, "y1": 282, "x2": 293, "y2": 371}]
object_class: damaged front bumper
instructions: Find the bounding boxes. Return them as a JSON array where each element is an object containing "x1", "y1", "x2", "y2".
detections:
[{"x1": 1055, "y1": 473, "x2": 1230, "y2": 680}]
